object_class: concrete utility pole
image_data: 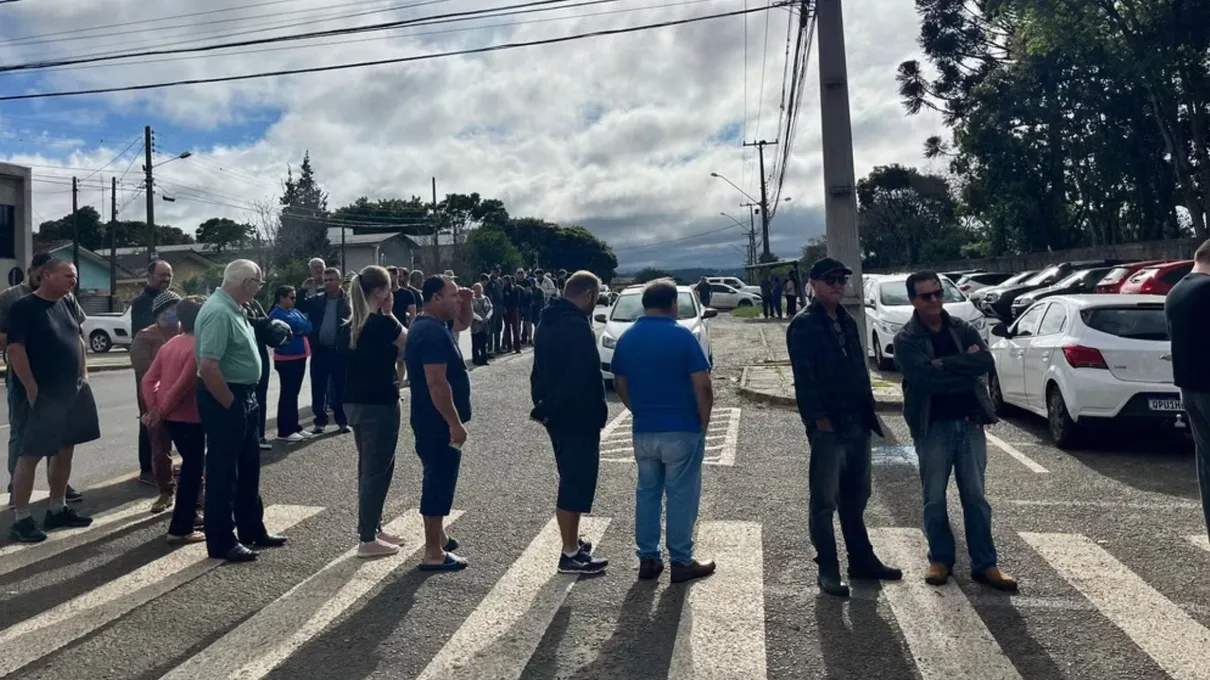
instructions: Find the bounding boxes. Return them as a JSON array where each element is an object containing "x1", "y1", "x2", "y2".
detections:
[
  {"x1": 816, "y1": 0, "x2": 866, "y2": 346},
  {"x1": 740, "y1": 202, "x2": 760, "y2": 267},
  {"x1": 143, "y1": 125, "x2": 156, "y2": 262},
  {"x1": 430, "y1": 177, "x2": 439, "y2": 272},
  {"x1": 71, "y1": 176, "x2": 80, "y2": 291},
  {"x1": 110, "y1": 176, "x2": 118, "y2": 312},
  {"x1": 743, "y1": 139, "x2": 778, "y2": 261}
]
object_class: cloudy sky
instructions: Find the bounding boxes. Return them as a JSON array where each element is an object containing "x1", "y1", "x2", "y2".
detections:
[{"x1": 0, "y1": 0, "x2": 944, "y2": 271}]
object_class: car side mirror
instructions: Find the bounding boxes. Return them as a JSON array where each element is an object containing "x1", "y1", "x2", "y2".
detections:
[
  {"x1": 594, "y1": 313, "x2": 607, "y2": 323},
  {"x1": 990, "y1": 323, "x2": 1011, "y2": 338},
  {"x1": 864, "y1": 298, "x2": 875, "y2": 308},
  {"x1": 702, "y1": 308, "x2": 718, "y2": 319}
]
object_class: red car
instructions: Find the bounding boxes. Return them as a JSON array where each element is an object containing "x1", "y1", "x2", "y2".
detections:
[
  {"x1": 1118, "y1": 259, "x2": 1194, "y2": 295},
  {"x1": 1094, "y1": 259, "x2": 1173, "y2": 293}
]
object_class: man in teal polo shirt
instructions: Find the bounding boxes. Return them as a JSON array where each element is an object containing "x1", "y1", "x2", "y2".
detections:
[{"x1": 195, "y1": 259, "x2": 287, "y2": 562}]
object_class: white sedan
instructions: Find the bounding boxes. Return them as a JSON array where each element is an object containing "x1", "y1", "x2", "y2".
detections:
[
  {"x1": 704, "y1": 282, "x2": 763, "y2": 310},
  {"x1": 988, "y1": 294, "x2": 1182, "y2": 449},
  {"x1": 863, "y1": 273, "x2": 989, "y2": 370},
  {"x1": 596, "y1": 285, "x2": 715, "y2": 387}
]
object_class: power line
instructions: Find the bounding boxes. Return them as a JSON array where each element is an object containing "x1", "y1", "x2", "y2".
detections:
[
  {"x1": 748, "y1": 2, "x2": 772, "y2": 194},
  {"x1": 613, "y1": 223, "x2": 742, "y2": 252},
  {"x1": 0, "y1": 4, "x2": 776, "y2": 102}
]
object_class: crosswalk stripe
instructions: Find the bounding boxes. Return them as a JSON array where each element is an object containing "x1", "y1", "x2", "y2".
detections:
[
  {"x1": 0, "y1": 504, "x2": 324, "y2": 678},
  {"x1": 667, "y1": 521, "x2": 766, "y2": 680},
  {"x1": 0, "y1": 489, "x2": 51, "y2": 507},
  {"x1": 415, "y1": 516, "x2": 611, "y2": 680},
  {"x1": 868, "y1": 528, "x2": 1022, "y2": 679},
  {"x1": 0, "y1": 499, "x2": 164, "y2": 579},
  {"x1": 1021, "y1": 532, "x2": 1210, "y2": 680},
  {"x1": 984, "y1": 432, "x2": 1048, "y2": 474},
  {"x1": 158, "y1": 510, "x2": 462, "y2": 680},
  {"x1": 1189, "y1": 535, "x2": 1209, "y2": 554}
]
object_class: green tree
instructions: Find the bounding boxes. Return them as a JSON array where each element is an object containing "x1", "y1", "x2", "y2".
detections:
[
  {"x1": 181, "y1": 264, "x2": 225, "y2": 295},
  {"x1": 632, "y1": 266, "x2": 672, "y2": 284},
  {"x1": 467, "y1": 227, "x2": 522, "y2": 276},
  {"x1": 501, "y1": 218, "x2": 617, "y2": 281},
  {"x1": 196, "y1": 217, "x2": 254, "y2": 252},
  {"x1": 333, "y1": 196, "x2": 430, "y2": 236},
  {"x1": 276, "y1": 151, "x2": 331, "y2": 266},
  {"x1": 35, "y1": 207, "x2": 105, "y2": 250},
  {"x1": 801, "y1": 235, "x2": 827, "y2": 264},
  {"x1": 857, "y1": 165, "x2": 967, "y2": 268}
]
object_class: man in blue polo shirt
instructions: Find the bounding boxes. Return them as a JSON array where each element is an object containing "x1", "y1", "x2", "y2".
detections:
[{"x1": 612, "y1": 279, "x2": 716, "y2": 584}]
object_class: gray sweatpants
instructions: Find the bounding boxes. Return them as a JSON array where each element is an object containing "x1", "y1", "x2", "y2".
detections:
[
  {"x1": 347, "y1": 401, "x2": 401, "y2": 543},
  {"x1": 1183, "y1": 389, "x2": 1210, "y2": 542}
]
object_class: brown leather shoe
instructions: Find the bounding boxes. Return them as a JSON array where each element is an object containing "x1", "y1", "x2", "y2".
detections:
[
  {"x1": 670, "y1": 559, "x2": 716, "y2": 584},
  {"x1": 925, "y1": 562, "x2": 951, "y2": 586},
  {"x1": 973, "y1": 567, "x2": 1019, "y2": 592},
  {"x1": 638, "y1": 558, "x2": 664, "y2": 581}
]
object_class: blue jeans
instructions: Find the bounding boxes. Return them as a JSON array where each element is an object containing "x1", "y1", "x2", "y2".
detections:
[
  {"x1": 633, "y1": 431, "x2": 705, "y2": 565},
  {"x1": 6, "y1": 372, "x2": 19, "y2": 480},
  {"x1": 915, "y1": 419, "x2": 997, "y2": 573}
]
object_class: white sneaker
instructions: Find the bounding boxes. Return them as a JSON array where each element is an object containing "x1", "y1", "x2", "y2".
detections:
[
  {"x1": 277, "y1": 432, "x2": 306, "y2": 442},
  {"x1": 357, "y1": 538, "x2": 401, "y2": 558},
  {"x1": 299, "y1": 430, "x2": 315, "y2": 439}
]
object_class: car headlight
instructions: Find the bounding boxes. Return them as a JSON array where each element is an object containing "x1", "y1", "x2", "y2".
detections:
[
  {"x1": 877, "y1": 320, "x2": 903, "y2": 335},
  {"x1": 984, "y1": 292, "x2": 1001, "y2": 302},
  {"x1": 601, "y1": 334, "x2": 616, "y2": 349}
]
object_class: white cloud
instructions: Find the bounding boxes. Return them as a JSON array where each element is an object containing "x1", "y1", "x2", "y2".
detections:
[{"x1": 0, "y1": 0, "x2": 944, "y2": 270}]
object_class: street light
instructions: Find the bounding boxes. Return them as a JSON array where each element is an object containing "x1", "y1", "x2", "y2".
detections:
[
  {"x1": 152, "y1": 151, "x2": 192, "y2": 169},
  {"x1": 709, "y1": 172, "x2": 760, "y2": 205}
]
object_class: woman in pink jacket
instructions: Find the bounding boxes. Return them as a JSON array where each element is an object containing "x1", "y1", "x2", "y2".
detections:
[{"x1": 141, "y1": 296, "x2": 207, "y2": 544}]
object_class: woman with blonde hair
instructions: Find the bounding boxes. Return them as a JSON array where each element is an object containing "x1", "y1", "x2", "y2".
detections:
[{"x1": 344, "y1": 265, "x2": 409, "y2": 557}]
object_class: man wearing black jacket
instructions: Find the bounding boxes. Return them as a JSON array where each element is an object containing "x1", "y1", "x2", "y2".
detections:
[
  {"x1": 531, "y1": 271, "x2": 609, "y2": 575},
  {"x1": 131, "y1": 260, "x2": 174, "y2": 484},
  {"x1": 304, "y1": 267, "x2": 352, "y2": 434}
]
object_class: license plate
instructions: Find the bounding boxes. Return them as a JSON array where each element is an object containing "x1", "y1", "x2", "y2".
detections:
[{"x1": 1148, "y1": 398, "x2": 1183, "y2": 412}]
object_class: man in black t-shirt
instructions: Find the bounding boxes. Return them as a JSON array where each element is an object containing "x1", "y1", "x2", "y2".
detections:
[
  {"x1": 6, "y1": 260, "x2": 100, "y2": 543},
  {"x1": 405, "y1": 275, "x2": 474, "y2": 572},
  {"x1": 1166, "y1": 239, "x2": 1210, "y2": 542}
]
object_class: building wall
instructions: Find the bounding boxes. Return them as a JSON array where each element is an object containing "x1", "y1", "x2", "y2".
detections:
[
  {"x1": 0, "y1": 163, "x2": 34, "y2": 285},
  {"x1": 379, "y1": 237, "x2": 416, "y2": 269},
  {"x1": 866, "y1": 237, "x2": 1206, "y2": 275},
  {"x1": 49, "y1": 251, "x2": 112, "y2": 292}
]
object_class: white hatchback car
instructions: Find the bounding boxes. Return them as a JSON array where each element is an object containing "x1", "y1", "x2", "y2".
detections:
[
  {"x1": 988, "y1": 295, "x2": 1182, "y2": 448},
  {"x1": 596, "y1": 285, "x2": 715, "y2": 387},
  {"x1": 863, "y1": 273, "x2": 989, "y2": 370}
]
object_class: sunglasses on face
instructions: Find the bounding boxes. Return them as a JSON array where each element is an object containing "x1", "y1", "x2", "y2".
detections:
[
  {"x1": 915, "y1": 290, "x2": 943, "y2": 302},
  {"x1": 821, "y1": 275, "x2": 848, "y2": 287}
]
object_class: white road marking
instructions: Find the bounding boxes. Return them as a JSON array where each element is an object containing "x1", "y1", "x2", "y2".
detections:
[
  {"x1": 414, "y1": 516, "x2": 610, "y2": 680},
  {"x1": 0, "y1": 489, "x2": 50, "y2": 507},
  {"x1": 1189, "y1": 535, "x2": 1209, "y2": 554},
  {"x1": 159, "y1": 510, "x2": 461, "y2": 680},
  {"x1": 0, "y1": 498, "x2": 163, "y2": 578},
  {"x1": 868, "y1": 527, "x2": 1022, "y2": 680},
  {"x1": 1021, "y1": 531, "x2": 1210, "y2": 680},
  {"x1": 667, "y1": 521, "x2": 766, "y2": 680},
  {"x1": 0, "y1": 504, "x2": 323, "y2": 678},
  {"x1": 600, "y1": 408, "x2": 741, "y2": 467},
  {"x1": 0, "y1": 469, "x2": 142, "y2": 509},
  {"x1": 985, "y1": 432, "x2": 1048, "y2": 474}
]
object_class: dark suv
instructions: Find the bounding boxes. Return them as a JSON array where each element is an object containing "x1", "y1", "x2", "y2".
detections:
[{"x1": 983, "y1": 260, "x2": 1121, "y2": 321}]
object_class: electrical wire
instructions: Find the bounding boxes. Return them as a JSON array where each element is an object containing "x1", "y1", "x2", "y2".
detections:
[
  {"x1": 747, "y1": 1, "x2": 772, "y2": 194},
  {"x1": 612, "y1": 223, "x2": 743, "y2": 252},
  {"x1": 0, "y1": 4, "x2": 776, "y2": 102}
]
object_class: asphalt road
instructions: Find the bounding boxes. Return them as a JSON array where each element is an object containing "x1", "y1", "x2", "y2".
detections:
[{"x1": 1, "y1": 314, "x2": 1207, "y2": 679}]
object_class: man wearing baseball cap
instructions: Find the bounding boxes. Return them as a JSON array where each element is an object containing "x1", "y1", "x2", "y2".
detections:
[{"x1": 786, "y1": 257, "x2": 901, "y2": 597}]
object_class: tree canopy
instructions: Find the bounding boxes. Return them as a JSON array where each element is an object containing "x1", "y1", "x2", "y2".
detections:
[{"x1": 35, "y1": 206, "x2": 195, "y2": 251}]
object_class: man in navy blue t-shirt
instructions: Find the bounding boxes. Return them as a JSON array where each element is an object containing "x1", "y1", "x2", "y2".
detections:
[
  {"x1": 611, "y1": 279, "x2": 716, "y2": 584},
  {"x1": 405, "y1": 274, "x2": 473, "y2": 571}
]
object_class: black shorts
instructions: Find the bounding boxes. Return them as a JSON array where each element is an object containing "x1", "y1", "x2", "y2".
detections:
[
  {"x1": 415, "y1": 433, "x2": 463, "y2": 517},
  {"x1": 549, "y1": 427, "x2": 601, "y2": 513},
  {"x1": 14, "y1": 381, "x2": 101, "y2": 458}
]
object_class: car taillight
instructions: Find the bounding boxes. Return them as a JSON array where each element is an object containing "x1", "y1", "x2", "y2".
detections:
[
  {"x1": 960, "y1": 284, "x2": 971, "y2": 291},
  {"x1": 1062, "y1": 345, "x2": 1108, "y2": 369}
]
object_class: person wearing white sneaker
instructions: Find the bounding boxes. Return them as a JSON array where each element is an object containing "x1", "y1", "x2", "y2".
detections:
[
  {"x1": 268, "y1": 285, "x2": 313, "y2": 442},
  {"x1": 343, "y1": 266, "x2": 410, "y2": 558}
]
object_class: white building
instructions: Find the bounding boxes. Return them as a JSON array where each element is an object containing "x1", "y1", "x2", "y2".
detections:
[{"x1": 0, "y1": 162, "x2": 34, "y2": 287}]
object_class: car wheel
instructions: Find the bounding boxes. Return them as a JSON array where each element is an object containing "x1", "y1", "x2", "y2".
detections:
[
  {"x1": 1046, "y1": 384, "x2": 1082, "y2": 449},
  {"x1": 873, "y1": 332, "x2": 894, "y2": 371},
  {"x1": 989, "y1": 371, "x2": 1011, "y2": 417},
  {"x1": 738, "y1": 299, "x2": 753, "y2": 307},
  {"x1": 89, "y1": 330, "x2": 112, "y2": 353}
]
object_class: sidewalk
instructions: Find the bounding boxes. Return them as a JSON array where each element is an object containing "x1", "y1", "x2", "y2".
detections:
[
  {"x1": 0, "y1": 352, "x2": 132, "y2": 378},
  {"x1": 734, "y1": 323, "x2": 903, "y2": 411}
]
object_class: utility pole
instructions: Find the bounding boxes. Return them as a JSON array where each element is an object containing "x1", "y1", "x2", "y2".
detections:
[
  {"x1": 743, "y1": 139, "x2": 778, "y2": 262},
  {"x1": 816, "y1": 0, "x2": 866, "y2": 345},
  {"x1": 143, "y1": 125, "x2": 156, "y2": 263},
  {"x1": 739, "y1": 202, "x2": 760, "y2": 274},
  {"x1": 110, "y1": 176, "x2": 118, "y2": 312},
  {"x1": 430, "y1": 176, "x2": 439, "y2": 272},
  {"x1": 71, "y1": 177, "x2": 80, "y2": 291}
]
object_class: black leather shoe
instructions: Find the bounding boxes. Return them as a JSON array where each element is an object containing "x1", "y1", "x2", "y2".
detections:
[
  {"x1": 849, "y1": 558, "x2": 903, "y2": 581},
  {"x1": 222, "y1": 544, "x2": 258, "y2": 563},
  {"x1": 817, "y1": 571, "x2": 851, "y2": 598},
  {"x1": 245, "y1": 533, "x2": 287, "y2": 548}
]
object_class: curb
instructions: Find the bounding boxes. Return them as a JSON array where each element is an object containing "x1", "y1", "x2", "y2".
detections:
[{"x1": 736, "y1": 366, "x2": 904, "y2": 412}]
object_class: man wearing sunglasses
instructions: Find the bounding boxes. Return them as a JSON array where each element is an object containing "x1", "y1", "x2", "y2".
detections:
[
  {"x1": 892, "y1": 271, "x2": 1017, "y2": 592},
  {"x1": 787, "y1": 257, "x2": 901, "y2": 598}
]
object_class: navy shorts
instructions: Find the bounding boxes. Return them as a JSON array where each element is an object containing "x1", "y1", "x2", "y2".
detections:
[
  {"x1": 415, "y1": 434, "x2": 463, "y2": 517},
  {"x1": 549, "y1": 427, "x2": 601, "y2": 514}
]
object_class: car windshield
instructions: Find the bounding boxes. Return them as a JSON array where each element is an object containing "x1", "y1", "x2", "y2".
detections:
[
  {"x1": 610, "y1": 292, "x2": 698, "y2": 322},
  {"x1": 879, "y1": 279, "x2": 965, "y2": 306},
  {"x1": 1081, "y1": 306, "x2": 1169, "y2": 341},
  {"x1": 1024, "y1": 267, "x2": 1062, "y2": 286},
  {"x1": 1000, "y1": 271, "x2": 1036, "y2": 287},
  {"x1": 1054, "y1": 271, "x2": 1086, "y2": 288}
]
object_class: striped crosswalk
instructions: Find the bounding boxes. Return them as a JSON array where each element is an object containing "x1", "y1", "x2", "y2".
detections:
[{"x1": 1, "y1": 502, "x2": 1209, "y2": 679}]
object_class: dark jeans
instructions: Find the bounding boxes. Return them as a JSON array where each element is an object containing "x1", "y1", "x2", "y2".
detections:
[
  {"x1": 503, "y1": 309, "x2": 520, "y2": 351},
  {"x1": 310, "y1": 346, "x2": 347, "y2": 428},
  {"x1": 348, "y1": 402, "x2": 401, "y2": 542},
  {"x1": 138, "y1": 423, "x2": 153, "y2": 476},
  {"x1": 256, "y1": 345, "x2": 270, "y2": 439},
  {"x1": 761, "y1": 295, "x2": 773, "y2": 318},
  {"x1": 7, "y1": 372, "x2": 19, "y2": 479},
  {"x1": 415, "y1": 432, "x2": 462, "y2": 517},
  {"x1": 786, "y1": 295, "x2": 798, "y2": 316},
  {"x1": 807, "y1": 425, "x2": 875, "y2": 571},
  {"x1": 772, "y1": 293, "x2": 783, "y2": 318},
  {"x1": 489, "y1": 311, "x2": 503, "y2": 352},
  {"x1": 274, "y1": 359, "x2": 307, "y2": 437},
  {"x1": 1182, "y1": 389, "x2": 1210, "y2": 541},
  {"x1": 915, "y1": 419, "x2": 996, "y2": 572},
  {"x1": 198, "y1": 383, "x2": 267, "y2": 557},
  {"x1": 471, "y1": 332, "x2": 488, "y2": 365},
  {"x1": 163, "y1": 420, "x2": 205, "y2": 537}
]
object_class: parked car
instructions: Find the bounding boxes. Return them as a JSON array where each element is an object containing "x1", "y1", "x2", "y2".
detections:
[
  {"x1": 1009, "y1": 266, "x2": 1115, "y2": 318},
  {"x1": 1094, "y1": 260, "x2": 1172, "y2": 294},
  {"x1": 706, "y1": 276, "x2": 762, "y2": 296},
  {"x1": 956, "y1": 271, "x2": 1014, "y2": 295},
  {"x1": 863, "y1": 273, "x2": 988, "y2": 370},
  {"x1": 941, "y1": 269, "x2": 984, "y2": 284},
  {"x1": 81, "y1": 307, "x2": 132, "y2": 353},
  {"x1": 981, "y1": 260, "x2": 1120, "y2": 321},
  {"x1": 595, "y1": 285, "x2": 716, "y2": 388},
  {"x1": 972, "y1": 270, "x2": 1038, "y2": 315},
  {"x1": 988, "y1": 295, "x2": 1182, "y2": 448},
  {"x1": 597, "y1": 284, "x2": 617, "y2": 307},
  {"x1": 1118, "y1": 260, "x2": 1194, "y2": 295},
  {"x1": 704, "y1": 282, "x2": 763, "y2": 309}
]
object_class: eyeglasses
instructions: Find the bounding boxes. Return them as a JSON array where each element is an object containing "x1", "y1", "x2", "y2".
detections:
[
  {"x1": 821, "y1": 275, "x2": 848, "y2": 287},
  {"x1": 915, "y1": 290, "x2": 943, "y2": 301}
]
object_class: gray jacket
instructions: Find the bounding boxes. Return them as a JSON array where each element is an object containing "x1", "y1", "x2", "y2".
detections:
[
  {"x1": 471, "y1": 296, "x2": 493, "y2": 334},
  {"x1": 892, "y1": 311, "x2": 997, "y2": 440}
]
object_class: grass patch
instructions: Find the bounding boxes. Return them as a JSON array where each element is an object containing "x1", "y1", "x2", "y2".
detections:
[{"x1": 731, "y1": 306, "x2": 761, "y2": 319}]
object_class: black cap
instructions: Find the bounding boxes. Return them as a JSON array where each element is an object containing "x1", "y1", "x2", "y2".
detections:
[{"x1": 808, "y1": 257, "x2": 852, "y2": 280}]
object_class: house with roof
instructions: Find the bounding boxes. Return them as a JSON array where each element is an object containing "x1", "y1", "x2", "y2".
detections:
[
  {"x1": 38, "y1": 241, "x2": 140, "y2": 313},
  {"x1": 106, "y1": 244, "x2": 225, "y2": 304}
]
